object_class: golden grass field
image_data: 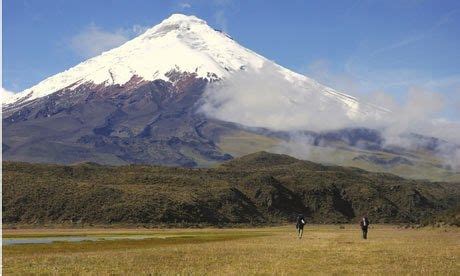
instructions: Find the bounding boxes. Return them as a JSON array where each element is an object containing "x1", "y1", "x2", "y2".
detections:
[{"x1": 2, "y1": 225, "x2": 459, "y2": 275}]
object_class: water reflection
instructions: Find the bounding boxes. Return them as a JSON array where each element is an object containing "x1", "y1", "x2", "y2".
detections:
[{"x1": 3, "y1": 235, "x2": 156, "y2": 246}]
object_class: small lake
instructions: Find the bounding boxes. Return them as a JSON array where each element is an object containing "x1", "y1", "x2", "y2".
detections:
[{"x1": 3, "y1": 235, "x2": 158, "y2": 246}]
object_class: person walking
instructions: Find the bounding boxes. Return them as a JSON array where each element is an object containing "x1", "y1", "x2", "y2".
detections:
[
  {"x1": 360, "y1": 215, "x2": 370, "y2": 239},
  {"x1": 296, "y1": 214, "x2": 306, "y2": 239}
]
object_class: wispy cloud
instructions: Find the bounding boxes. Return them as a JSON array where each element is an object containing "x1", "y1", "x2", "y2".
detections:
[
  {"x1": 214, "y1": 10, "x2": 228, "y2": 31},
  {"x1": 178, "y1": 2, "x2": 192, "y2": 9},
  {"x1": 307, "y1": 57, "x2": 460, "y2": 119},
  {"x1": 130, "y1": 25, "x2": 149, "y2": 36},
  {"x1": 305, "y1": 59, "x2": 360, "y2": 95},
  {"x1": 343, "y1": 60, "x2": 427, "y2": 91},
  {"x1": 171, "y1": 0, "x2": 234, "y2": 31},
  {"x1": 370, "y1": 34, "x2": 426, "y2": 57},
  {"x1": 424, "y1": 74, "x2": 460, "y2": 91},
  {"x1": 212, "y1": 0, "x2": 234, "y2": 32},
  {"x1": 69, "y1": 24, "x2": 148, "y2": 58},
  {"x1": 370, "y1": 9, "x2": 459, "y2": 57},
  {"x1": 213, "y1": 0, "x2": 233, "y2": 6}
]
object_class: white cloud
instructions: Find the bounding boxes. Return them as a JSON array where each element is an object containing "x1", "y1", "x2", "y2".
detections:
[
  {"x1": 375, "y1": 87, "x2": 460, "y2": 162},
  {"x1": 2, "y1": 87, "x2": 16, "y2": 98},
  {"x1": 198, "y1": 62, "x2": 460, "y2": 169},
  {"x1": 70, "y1": 24, "x2": 148, "y2": 58},
  {"x1": 2, "y1": 87, "x2": 17, "y2": 105},
  {"x1": 200, "y1": 63, "x2": 453, "y2": 137},
  {"x1": 198, "y1": 62, "x2": 360, "y2": 132}
]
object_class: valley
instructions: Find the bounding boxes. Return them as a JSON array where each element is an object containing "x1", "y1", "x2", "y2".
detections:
[{"x1": 3, "y1": 225, "x2": 459, "y2": 274}]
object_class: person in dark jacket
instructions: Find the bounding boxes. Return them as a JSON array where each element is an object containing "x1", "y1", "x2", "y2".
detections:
[
  {"x1": 296, "y1": 214, "x2": 306, "y2": 239},
  {"x1": 360, "y1": 215, "x2": 370, "y2": 239}
]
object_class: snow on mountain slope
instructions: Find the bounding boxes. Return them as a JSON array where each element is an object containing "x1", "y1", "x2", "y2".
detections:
[
  {"x1": 3, "y1": 14, "x2": 260, "y2": 105},
  {"x1": 3, "y1": 14, "x2": 388, "y2": 121}
]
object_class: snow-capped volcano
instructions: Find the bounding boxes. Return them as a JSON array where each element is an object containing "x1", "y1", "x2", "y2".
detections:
[
  {"x1": 6, "y1": 13, "x2": 457, "y2": 180},
  {"x1": 4, "y1": 14, "x2": 263, "y2": 104},
  {"x1": 4, "y1": 14, "x2": 386, "y2": 120}
]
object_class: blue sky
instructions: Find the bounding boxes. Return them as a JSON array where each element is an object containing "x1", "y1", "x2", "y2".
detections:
[{"x1": 3, "y1": 0, "x2": 460, "y2": 117}]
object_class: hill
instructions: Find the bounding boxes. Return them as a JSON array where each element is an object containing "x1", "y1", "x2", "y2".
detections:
[{"x1": 3, "y1": 152, "x2": 459, "y2": 226}]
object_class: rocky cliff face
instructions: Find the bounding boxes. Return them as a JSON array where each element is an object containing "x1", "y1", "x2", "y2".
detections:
[{"x1": 3, "y1": 73, "x2": 236, "y2": 166}]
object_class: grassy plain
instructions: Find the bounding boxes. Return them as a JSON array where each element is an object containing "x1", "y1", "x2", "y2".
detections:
[{"x1": 2, "y1": 225, "x2": 459, "y2": 275}]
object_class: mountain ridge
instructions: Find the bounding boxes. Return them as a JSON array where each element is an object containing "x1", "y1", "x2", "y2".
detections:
[{"x1": 3, "y1": 152, "x2": 459, "y2": 225}]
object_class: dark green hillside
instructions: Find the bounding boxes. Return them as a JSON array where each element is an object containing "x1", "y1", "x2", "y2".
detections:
[{"x1": 3, "y1": 152, "x2": 459, "y2": 226}]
